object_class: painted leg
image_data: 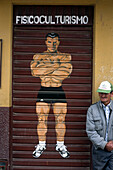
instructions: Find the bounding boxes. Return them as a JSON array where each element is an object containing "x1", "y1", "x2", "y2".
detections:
[
  {"x1": 36, "y1": 102, "x2": 50, "y2": 141},
  {"x1": 53, "y1": 103, "x2": 70, "y2": 158},
  {"x1": 33, "y1": 102, "x2": 50, "y2": 158},
  {"x1": 53, "y1": 103, "x2": 67, "y2": 141}
]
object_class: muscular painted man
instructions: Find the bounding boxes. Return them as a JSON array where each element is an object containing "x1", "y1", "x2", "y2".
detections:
[{"x1": 30, "y1": 32, "x2": 72, "y2": 158}]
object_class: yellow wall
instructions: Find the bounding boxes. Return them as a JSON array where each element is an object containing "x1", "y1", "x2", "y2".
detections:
[
  {"x1": 0, "y1": 0, "x2": 113, "y2": 106},
  {"x1": 0, "y1": 0, "x2": 12, "y2": 107},
  {"x1": 94, "y1": 0, "x2": 113, "y2": 102}
]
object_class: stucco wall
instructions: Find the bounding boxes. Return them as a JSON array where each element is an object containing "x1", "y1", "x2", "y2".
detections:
[
  {"x1": 0, "y1": 0, "x2": 113, "y2": 107},
  {"x1": 94, "y1": 0, "x2": 113, "y2": 101},
  {"x1": 0, "y1": 0, "x2": 12, "y2": 107}
]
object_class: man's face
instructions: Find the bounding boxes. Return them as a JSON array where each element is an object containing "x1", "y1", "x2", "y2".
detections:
[
  {"x1": 45, "y1": 37, "x2": 60, "y2": 53},
  {"x1": 98, "y1": 92, "x2": 112, "y2": 106}
]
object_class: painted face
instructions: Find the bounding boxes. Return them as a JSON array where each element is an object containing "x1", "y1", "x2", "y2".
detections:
[
  {"x1": 98, "y1": 92, "x2": 112, "y2": 106},
  {"x1": 45, "y1": 37, "x2": 60, "y2": 53}
]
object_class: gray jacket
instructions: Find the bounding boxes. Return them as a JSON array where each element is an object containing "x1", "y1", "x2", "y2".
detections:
[{"x1": 86, "y1": 100, "x2": 113, "y2": 150}]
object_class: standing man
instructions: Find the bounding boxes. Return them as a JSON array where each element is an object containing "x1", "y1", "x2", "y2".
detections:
[
  {"x1": 30, "y1": 33, "x2": 72, "y2": 158},
  {"x1": 86, "y1": 81, "x2": 113, "y2": 170}
]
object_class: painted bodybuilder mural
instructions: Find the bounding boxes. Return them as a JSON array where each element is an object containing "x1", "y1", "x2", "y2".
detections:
[{"x1": 30, "y1": 32, "x2": 72, "y2": 158}]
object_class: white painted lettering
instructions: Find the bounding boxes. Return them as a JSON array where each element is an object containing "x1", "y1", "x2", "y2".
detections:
[
  {"x1": 15, "y1": 15, "x2": 89, "y2": 25},
  {"x1": 50, "y1": 16, "x2": 55, "y2": 24},
  {"x1": 16, "y1": 16, "x2": 21, "y2": 24},
  {"x1": 76, "y1": 16, "x2": 82, "y2": 24},
  {"x1": 40, "y1": 15, "x2": 45, "y2": 24},
  {"x1": 22, "y1": 16, "x2": 28, "y2": 24},
  {"x1": 64, "y1": 16, "x2": 71, "y2": 24},
  {"x1": 34, "y1": 16, "x2": 40, "y2": 24},
  {"x1": 71, "y1": 16, "x2": 76, "y2": 24},
  {"x1": 60, "y1": 16, "x2": 65, "y2": 24},
  {"x1": 45, "y1": 16, "x2": 49, "y2": 24},
  {"x1": 55, "y1": 15, "x2": 61, "y2": 24},
  {"x1": 83, "y1": 16, "x2": 89, "y2": 24},
  {"x1": 28, "y1": 15, "x2": 34, "y2": 24}
]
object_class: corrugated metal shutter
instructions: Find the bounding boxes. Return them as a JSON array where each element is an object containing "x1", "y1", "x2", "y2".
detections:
[{"x1": 11, "y1": 5, "x2": 93, "y2": 170}]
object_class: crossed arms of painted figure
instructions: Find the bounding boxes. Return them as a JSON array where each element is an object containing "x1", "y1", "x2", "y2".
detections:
[{"x1": 30, "y1": 52, "x2": 72, "y2": 86}]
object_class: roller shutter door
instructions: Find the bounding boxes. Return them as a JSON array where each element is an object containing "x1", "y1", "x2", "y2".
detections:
[{"x1": 11, "y1": 5, "x2": 93, "y2": 170}]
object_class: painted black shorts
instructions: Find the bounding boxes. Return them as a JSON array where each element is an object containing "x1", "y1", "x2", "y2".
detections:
[{"x1": 36, "y1": 86, "x2": 67, "y2": 103}]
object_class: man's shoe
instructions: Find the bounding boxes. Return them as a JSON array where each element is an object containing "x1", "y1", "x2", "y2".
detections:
[
  {"x1": 33, "y1": 144, "x2": 46, "y2": 158},
  {"x1": 56, "y1": 144, "x2": 70, "y2": 158}
]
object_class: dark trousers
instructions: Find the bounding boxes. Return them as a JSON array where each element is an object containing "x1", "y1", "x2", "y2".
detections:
[{"x1": 92, "y1": 146, "x2": 113, "y2": 170}]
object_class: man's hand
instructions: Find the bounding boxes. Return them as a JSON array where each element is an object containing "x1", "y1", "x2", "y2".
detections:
[{"x1": 105, "y1": 141, "x2": 113, "y2": 151}]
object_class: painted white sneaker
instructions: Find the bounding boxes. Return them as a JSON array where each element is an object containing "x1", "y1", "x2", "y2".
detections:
[
  {"x1": 56, "y1": 144, "x2": 70, "y2": 158},
  {"x1": 33, "y1": 144, "x2": 46, "y2": 158}
]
